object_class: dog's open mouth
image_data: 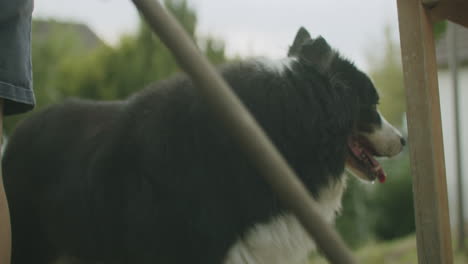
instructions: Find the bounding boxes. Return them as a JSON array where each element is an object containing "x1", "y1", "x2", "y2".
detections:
[{"x1": 346, "y1": 136, "x2": 386, "y2": 183}]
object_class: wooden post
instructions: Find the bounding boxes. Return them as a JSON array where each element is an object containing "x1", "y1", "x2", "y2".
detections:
[{"x1": 396, "y1": 0, "x2": 453, "y2": 263}]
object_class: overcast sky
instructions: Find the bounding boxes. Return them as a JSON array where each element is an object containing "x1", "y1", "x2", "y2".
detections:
[{"x1": 34, "y1": 0, "x2": 401, "y2": 70}]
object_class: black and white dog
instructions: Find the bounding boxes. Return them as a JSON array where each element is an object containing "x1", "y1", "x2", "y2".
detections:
[{"x1": 3, "y1": 27, "x2": 404, "y2": 264}]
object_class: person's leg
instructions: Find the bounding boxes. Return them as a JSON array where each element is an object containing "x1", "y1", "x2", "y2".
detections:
[
  {"x1": 0, "y1": 0, "x2": 35, "y2": 115},
  {"x1": 0, "y1": 1, "x2": 36, "y2": 263},
  {"x1": 0, "y1": 99, "x2": 10, "y2": 264}
]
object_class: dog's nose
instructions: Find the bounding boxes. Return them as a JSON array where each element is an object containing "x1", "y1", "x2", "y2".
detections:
[{"x1": 400, "y1": 137, "x2": 406, "y2": 146}]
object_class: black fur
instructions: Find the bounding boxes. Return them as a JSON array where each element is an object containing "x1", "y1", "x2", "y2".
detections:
[{"x1": 3, "y1": 28, "x2": 380, "y2": 264}]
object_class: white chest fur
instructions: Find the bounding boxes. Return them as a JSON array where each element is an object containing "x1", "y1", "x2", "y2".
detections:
[{"x1": 223, "y1": 177, "x2": 347, "y2": 264}]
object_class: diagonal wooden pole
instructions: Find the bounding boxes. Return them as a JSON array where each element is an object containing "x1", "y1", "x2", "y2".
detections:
[
  {"x1": 130, "y1": 0, "x2": 357, "y2": 263},
  {"x1": 397, "y1": 0, "x2": 453, "y2": 263}
]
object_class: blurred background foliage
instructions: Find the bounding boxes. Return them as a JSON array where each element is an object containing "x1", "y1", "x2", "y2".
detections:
[
  {"x1": 5, "y1": 0, "x2": 226, "y2": 134},
  {"x1": 5, "y1": 0, "x2": 436, "y2": 256}
]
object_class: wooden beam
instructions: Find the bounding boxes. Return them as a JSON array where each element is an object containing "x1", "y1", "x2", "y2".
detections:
[
  {"x1": 428, "y1": 0, "x2": 468, "y2": 28},
  {"x1": 396, "y1": 0, "x2": 453, "y2": 263}
]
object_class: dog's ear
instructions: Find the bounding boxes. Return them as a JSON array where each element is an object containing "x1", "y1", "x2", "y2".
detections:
[
  {"x1": 299, "y1": 36, "x2": 335, "y2": 74},
  {"x1": 288, "y1": 27, "x2": 311, "y2": 57}
]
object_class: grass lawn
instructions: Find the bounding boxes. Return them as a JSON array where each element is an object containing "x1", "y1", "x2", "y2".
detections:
[{"x1": 310, "y1": 234, "x2": 468, "y2": 263}]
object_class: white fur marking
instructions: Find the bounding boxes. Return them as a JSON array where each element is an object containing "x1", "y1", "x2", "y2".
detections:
[
  {"x1": 224, "y1": 177, "x2": 346, "y2": 264},
  {"x1": 255, "y1": 57, "x2": 296, "y2": 75},
  {"x1": 365, "y1": 112, "x2": 403, "y2": 157}
]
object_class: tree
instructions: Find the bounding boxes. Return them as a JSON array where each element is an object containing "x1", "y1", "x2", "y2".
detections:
[
  {"x1": 4, "y1": 19, "x2": 94, "y2": 134},
  {"x1": 5, "y1": 0, "x2": 227, "y2": 133},
  {"x1": 60, "y1": 0, "x2": 226, "y2": 101}
]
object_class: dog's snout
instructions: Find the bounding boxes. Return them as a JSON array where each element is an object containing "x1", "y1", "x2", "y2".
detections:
[
  {"x1": 400, "y1": 137, "x2": 406, "y2": 147},
  {"x1": 365, "y1": 114, "x2": 406, "y2": 157}
]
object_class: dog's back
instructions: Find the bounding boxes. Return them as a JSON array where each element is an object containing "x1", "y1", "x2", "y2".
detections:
[
  {"x1": 3, "y1": 67, "x2": 295, "y2": 263},
  {"x1": 3, "y1": 60, "x2": 332, "y2": 264}
]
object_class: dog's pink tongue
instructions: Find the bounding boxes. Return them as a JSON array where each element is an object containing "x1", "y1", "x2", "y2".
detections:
[
  {"x1": 348, "y1": 138, "x2": 387, "y2": 183},
  {"x1": 377, "y1": 168, "x2": 386, "y2": 183},
  {"x1": 363, "y1": 148, "x2": 386, "y2": 183}
]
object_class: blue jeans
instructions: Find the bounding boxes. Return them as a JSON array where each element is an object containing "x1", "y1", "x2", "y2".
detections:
[{"x1": 0, "y1": 0, "x2": 35, "y2": 115}]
